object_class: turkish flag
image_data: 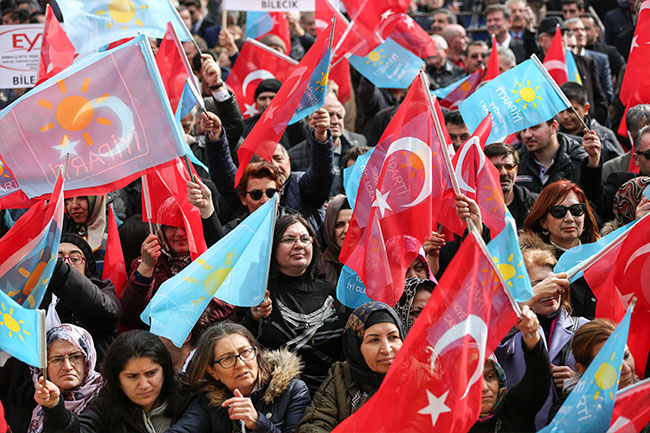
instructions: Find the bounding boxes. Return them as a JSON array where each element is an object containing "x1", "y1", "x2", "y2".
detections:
[
  {"x1": 142, "y1": 158, "x2": 207, "y2": 261},
  {"x1": 315, "y1": 0, "x2": 351, "y2": 103},
  {"x1": 103, "y1": 204, "x2": 127, "y2": 297},
  {"x1": 387, "y1": 13, "x2": 437, "y2": 59},
  {"x1": 37, "y1": 5, "x2": 76, "y2": 86},
  {"x1": 609, "y1": 378, "x2": 650, "y2": 433},
  {"x1": 543, "y1": 26, "x2": 568, "y2": 85},
  {"x1": 234, "y1": 20, "x2": 333, "y2": 185},
  {"x1": 226, "y1": 39, "x2": 297, "y2": 119},
  {"x1": 333, "y1": 0, "x2": 410, "y2": 63},
  {"x1": 268, "y1": 12, "x2": 292, "y2": 55},
  {"x1": 155, "y1": 22, "x2": 195, "y2": 116},
  {"x1": 484, "y1": 35, "x2": 500, "y2": 81},
  {"x1": 339, "y1": 73, "x2": 453, "y2": 305},
  {"x1": 333, "y1": 232, "x2": 520, "y2": 432},
  {"x1": 585, "y1": 214, "x2": 650, "y2": 375},
  {"x1": 620, "y1": 1, "x2": 650, "y2": 106},
  {"x1": 617, "y1": 78, "x2": 650, "y2": 171}
]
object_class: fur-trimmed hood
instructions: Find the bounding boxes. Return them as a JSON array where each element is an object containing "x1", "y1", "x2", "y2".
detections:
[{"x1": 201, "y1": 348, "x2": 303, "y2": 408}]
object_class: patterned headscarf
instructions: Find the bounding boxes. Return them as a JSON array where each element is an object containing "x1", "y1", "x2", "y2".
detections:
[
  {"x1": 478, "y1": 356, "x2": 508, "y2": 421},
  {"x1": 28, "y1": 324, "x2": 103, "y2": 433},
  {"x1": 394, "y1": 278, "x2": 437, "y2": 332},
  {"x1": 343, "y1": 302, "x2": 405, "y2": 388},
  {"x1": 613, "y1": 177, "x2": 650, "y2": 224}
]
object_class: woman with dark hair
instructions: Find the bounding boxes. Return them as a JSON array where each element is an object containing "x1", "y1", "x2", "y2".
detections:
[
  {"x1": 296, "y1": 302, "x2": 405, "y2": 432},
  {"x1": 244, "y1": 214, "x2": 348, "y2": 396},
  {"x1": 523, "y1": 180, "x2": 599, "y2": 258},
  {"x1": 166, "y1": 322, "x2": 310, "y2": 432},
  {"x1": 35, "y1": 330, "x2": 191, "y2": 433},
  {"x1": 321, "y1": 195, "x2": 351, "y2": 284},
  {"x1": 63, "y1": 196, "x2": 106, "y2": 253},
  {"x1": 495, "y1": 245, "x2": 588, "y2": 430},
  {"x1": 523, "y1": 180, "x2": 600, "y2": 318}
]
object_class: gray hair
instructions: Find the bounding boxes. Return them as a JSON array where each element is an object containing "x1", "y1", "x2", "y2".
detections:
[
  {"x1": 431, "y1": 34, "x2": 448, "y2": 51},
  {"x1": 627, "y1": 104, "x2": 650, "y2": 136},
  {"x1": 433, "y1": 8, "x2": 457, "y2": 25},
  {"x1": 497, "y1": 46, "x2": 516, "y2": 68},
  {"x1": 564, "y1": 17, "x2": 583, "y2": 27},
  {"x1": 634, "y1": 124, "x2": 650, "y2": 149}
]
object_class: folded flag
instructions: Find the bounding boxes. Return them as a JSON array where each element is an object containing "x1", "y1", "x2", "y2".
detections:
[
  {"x1": 0, "y1": 35, "x2": 186, "y2": 198},
  {"x1": 55, "y1": 0, "x2": 192, "y2": 54},
  {"x1": 142, "y1": 194, "x2": 277, "y2": 347},
  {"x1": 459, "y1": 55, "x2": 571, "y2": 143},
  {"x1": 566, "y1": 50, "x2": 582, "y2": 84},
  {"x1": 437, "y1": 68, "x2": 483, "y2": 110},
  {"x1": 387, "y1": 13, "x2": 437, "y2": 59}
]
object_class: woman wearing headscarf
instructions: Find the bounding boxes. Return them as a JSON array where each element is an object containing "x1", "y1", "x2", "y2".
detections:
[
  {"x1": 601, "y1": 176, "x2": 650, "y2": 235},
  {"x1": 296, "y1": 302, "x2": 405, "y2": 433},
  {"x1": 63, "y1": 196, "x2": 106, "y2": 253},
  {"x1": 321, "y1": 195, "x2": 351, "y2": 284},
  {"x1": 29, "y1": 324, "x2": 103, "y2": 433},
  {"x1": 469, "y1": 305, "x2": 552, "y2": 433},
  {"x1": 394, "y1": 278, "x2": 436, "y2": 332}
]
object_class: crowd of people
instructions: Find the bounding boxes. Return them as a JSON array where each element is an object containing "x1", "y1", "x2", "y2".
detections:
[{"x1": 1, "y1": 0, "x2": 650, "y2": 432}]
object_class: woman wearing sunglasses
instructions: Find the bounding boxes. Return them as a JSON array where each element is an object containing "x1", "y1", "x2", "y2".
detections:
[
  {"x1": 166, "y1": 322, "x2": 310, "y2": 432},
  {"x1": 523, "y1": 180, "x2": 599, "y2": 318}
]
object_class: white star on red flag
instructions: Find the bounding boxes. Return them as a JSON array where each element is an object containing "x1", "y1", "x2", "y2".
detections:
[{"x1": 418, "y1": 389, "x2": 452, "y2": 426}]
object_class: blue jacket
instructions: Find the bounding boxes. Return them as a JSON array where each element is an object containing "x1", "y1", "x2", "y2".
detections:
[
  {"x1": 167, "y1": 349, "x2": 311, "y2": 433},
  {"x1": 495, "y1": 309, "x2": 589, "y2": 430}
]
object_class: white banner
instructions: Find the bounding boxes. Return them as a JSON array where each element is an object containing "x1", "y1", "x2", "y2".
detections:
[
  {"x1": 0, "y1": 24, "x2": 43, "y2": 89},
  {"x1": 222, "y1": 0, "x2": 315, "y2": 11}
]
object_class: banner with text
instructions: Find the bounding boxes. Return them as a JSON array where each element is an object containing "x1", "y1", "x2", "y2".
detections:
[
  {"x1": 223, "y1": 0, "x2": 314, "y2": 11},
  {"x1": 0, "y1": 24, "x2": 43, "y2": 89}
]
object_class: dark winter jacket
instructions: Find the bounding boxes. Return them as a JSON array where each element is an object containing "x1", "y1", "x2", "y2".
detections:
[
  {"x1": 166, "y1": 349, "x2": 311, "y2": 433},
  {"x1": 508, "y1": 184, "x2": 538, "y2": 230}
]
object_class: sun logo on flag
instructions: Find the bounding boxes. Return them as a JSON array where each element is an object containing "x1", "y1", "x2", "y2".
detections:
[
  {"x1": 96, "y1": 0, "x2": 149, "y2": 31},
  {"x1": 366, "y1": 48, "x2": 387, "y2": 67},
  {"x1": 7, "y1": 251, "x2": 56, "y2": 308},
  {"x1": 592, "y1": 351, "x2": 619, "y2": 400},
  {"x1": 183, "y1": 252, "x2": 236, "y2": 305},
  {"x1": 482, "y1": 186, "x2": 505, "y2": 212},
  {"x1": 512, "y1": 81, "x2": 542, "y2": 110},
  {"x1": 491, "y1": 254, "x2": 525, "y2": 288},
  {"x1": 314, "y1": 71, "x2": 329, "y2": 93},
  {"x1": 0, "y1": 301, "x2": 32, "y2": 342},
  {"x1": 0, "y1": 162, "x2": 12, "y2": 179},
  {"x1": 460, "y1": 81, "x2": 472, "y2": 91},
  {"x1": 39, "y1": 78, "x2": 112, "y2": 148}
]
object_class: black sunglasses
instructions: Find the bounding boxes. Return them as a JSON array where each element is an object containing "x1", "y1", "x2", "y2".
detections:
[
  {"x1": 636, "y1": 150, "x2": 650, "y2": 160},
  {"x1": 548, "y1": 203, "x2": 586, "y2": 219},
  {"x1": 246, "y1": 188, "x2": 279, "y2": 200}
]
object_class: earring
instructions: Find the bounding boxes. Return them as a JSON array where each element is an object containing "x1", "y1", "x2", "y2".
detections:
[{"x1": 542, "y1": 229, "x2": 549, "y2": 235}]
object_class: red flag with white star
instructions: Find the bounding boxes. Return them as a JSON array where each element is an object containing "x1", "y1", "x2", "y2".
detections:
[
  {"x1": 543, "y1": 26, "x2": 568, "y2": 85},
  {"x1": 620, "y1": 1, "x2": 650, "y2": 106},
  {"x1": 333, "y1": 232, "x2": 519, "y2": 432},
  {"x1": 609, "y1": 378, "x2": 650, "y2": 433},
  {"x1": 339, "y1": 72, "x2": 452, "y2": 305},
  {"x1": 226, "y1": 39, "x2": 297, "y2": 119},
  {"x1": 387, "y1": 13, "x2": 437, "y2": 59}
]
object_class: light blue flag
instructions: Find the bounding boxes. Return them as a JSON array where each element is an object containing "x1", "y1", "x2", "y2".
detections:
[
  {"x1": 541, "y1": 302, "x2": 634, "y2": 433},
  {"x1": 486, "y1": 211, "x2": 533, "y2": 303},
  {"x1": 174, "y1": 82, "x2": 209, "y2": 174},
  {"x1": 55, "y1": 0, "x2": 192, "y2": 54},
  {"x1": 245, "y1": 11, "x2": 273, "y2": 40},
  {"x1": 644, "y1": 183, "x2": 650, "y2": 200},
  {"x1": 555, "y1": 219, "x2": 638, "y2": 283},
  {"x1": 431, "y1": 73, "x2": 469, "y2": 99},
  {"x1": 336, "y1": 265, "x2": 372, "y2": 308},
  {"x1": 566, "y1": 50, "x2": 583, "y2": 85},
  {"x1": 459, "y1": 56, "x2": 570, "y2": 143},
  {"x1": 348, "y1": 38, "x2": 424, "y2": 89},
  {"x1": 289, "y1": 24, "x2": 334, "y2": 124},
  {"x1": 343, "y1": 147, "x2": 375, "y2": 209},
  {"x1": 0, "y1": 289, "x2": 44, "y2": 367},
  {"x1": 142, "y1": 195, "x2": 277, "y2": 347}
]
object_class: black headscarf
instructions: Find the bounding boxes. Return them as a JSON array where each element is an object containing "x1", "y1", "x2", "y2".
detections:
[{"x1": 342, "y1": 301, "x2": 405, "y2": 387}]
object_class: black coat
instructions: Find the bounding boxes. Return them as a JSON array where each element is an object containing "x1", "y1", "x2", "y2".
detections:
[{"x1": 507, "y1": 184, "x2": 538, "y2": 230}]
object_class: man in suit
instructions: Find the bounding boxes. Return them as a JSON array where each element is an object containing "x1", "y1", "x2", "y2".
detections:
[
  {"x1": 485, "y1": 4, "x2": 527, "y2": 64},
  {"x1": 580, "y1": 13, "x2": 626, "y2": 83}
]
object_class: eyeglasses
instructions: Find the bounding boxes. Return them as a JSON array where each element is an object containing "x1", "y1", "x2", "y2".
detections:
[
  {"x1": 58, "y1": 253, "x2": 86, "y2": 266},
  {"x1": 212, "y1": 347, "x2": 257, "y2": 369},
  {"x1": 48, "y1": 352, "x2": 85, "y2": 368},
  {"x1": 548, "y1": 203, "x2": 586, "y2": 219},
  {"x1": 279, "y1": 235, "x2": 313, "y2": 246},
  {"x1": 246, "y1": 188, "x2": 279, "y2": 201},
  {"x1": 469, "y1": 53, "x2": 486, "y2": 59},
  {"x1": 636, "y1": 150, "x2": 650, "y2": 160},
  {"x1": 492, "y1": 163, "x2": 518, "y2": 171}
]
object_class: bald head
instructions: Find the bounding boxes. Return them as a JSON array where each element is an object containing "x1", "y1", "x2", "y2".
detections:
[{"x1": 442, "y1": 24, "x2": 468, "y2": 58}]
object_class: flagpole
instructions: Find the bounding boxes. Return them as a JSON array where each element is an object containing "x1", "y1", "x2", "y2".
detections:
[
  {"x1": 37, "y1": 309, "x2": 47, "y2": 382},
  {"x1": 141, "y1": 174, "x2": 155, "y2": 235},
  {"x1": 531, "y1": 54, "x2": 590, "y2": 132},
  {"x1": 183, "y1": 155, "x2": 196, "y2": 182}
]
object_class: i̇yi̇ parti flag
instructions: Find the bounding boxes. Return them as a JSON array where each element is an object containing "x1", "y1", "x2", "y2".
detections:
[
  {"x1": 234, "y1": 18, "x2": 334, "y2": 185},
  {"x1": 541, "y1": 301, "x2": 634, "y2": 433},
  {"x1": 566, "y1": 49, "x2": 582, "y2": 84},
  {"x1": 141, "y1": 194, "x2": 278, "y2": 347},
  {"x1": 103, "y1": 204, "x2": 127, "y2": 298},
  {"x1": 333, "y1": 232, "x2": 520, "y2": 432},
  {"x1": 0, "y1": 35, "x2": 186, "y2": 199},
  {"x1": 226, "y1": 38, "x2": 298, "y2": 119},
  {"x1": 0, "y1": 289, "x2": 45, "y2": 367},
  {"x1": 141, "y1": 158, "x2": 207, "y2": 261},
  {"x1": 55, "y1": 0, "x2": 192, "y2": 54},
  {"x1": 543, "y1": 25, "x2": 569, "y2": 85},
  {"x1": 348, "y1": 37, "x2": 424, "y2": 89},
  {"x1": 315, "y1": 0, "x2": 352, "y2": 103},
  {"x1": 437, "y1": 68, "x2": 484, "y2": 110},
  {"x1": 37, "y1": 4, "x2": 76, "y2": 86},
  {"x1": 245, "y1": 11, "x2": 292, "y2": 55},
  {"x1": 0, "y1": 171, "x2": 64, "y2": 309},
  {"x1": 459, "y1": 55, "x2": 571, "y2": 143},
  {"x1": 339, "y1": 72, "x2": 452, "y2": 306},
  {"x1": 608, "y1": 377, "x2": 650, "y2": 433}
]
